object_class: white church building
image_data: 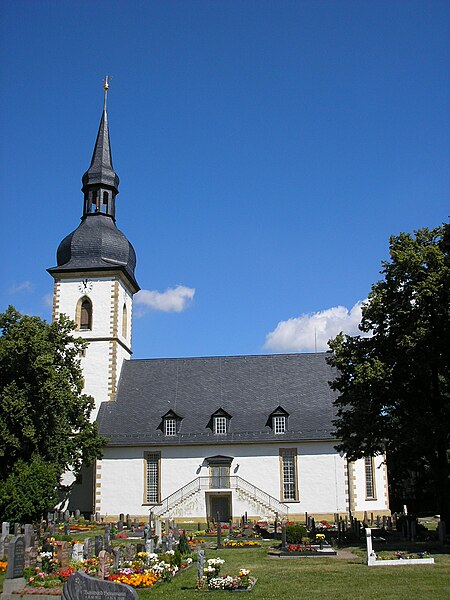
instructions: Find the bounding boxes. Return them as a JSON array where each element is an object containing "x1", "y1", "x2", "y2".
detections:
[{"x1": 48, "y1": 89, "x2": 390, "y2": 523}]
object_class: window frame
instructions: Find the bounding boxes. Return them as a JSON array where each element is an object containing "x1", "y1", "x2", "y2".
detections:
[
  {"x1": 143, "y1": 452, "x2": 161, "y2": 505},
  {"x1": 279, "y1": 448, "x2": 299, "y2": 502},
  {"x1": 273, "y1": 415, "x2": 286, "y2": 434},
  {"x1": 364, "y1": 456, "x2": 377, "y2": 500},
  {"x1": 164, "y1": 417, "x2": 177, "y2": 437},
  {"x1": 214, "y1": 416, "x2": 227, "y2": 435}
]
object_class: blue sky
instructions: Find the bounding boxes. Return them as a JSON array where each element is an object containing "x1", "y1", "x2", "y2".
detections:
[{"x1": 1, "y1": 0, "x2": 448, "y2": 359}]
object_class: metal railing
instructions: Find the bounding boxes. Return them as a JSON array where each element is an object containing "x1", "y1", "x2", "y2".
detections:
[{"x1": 153, "y1": 476, "x2": 288, "y2": 518}]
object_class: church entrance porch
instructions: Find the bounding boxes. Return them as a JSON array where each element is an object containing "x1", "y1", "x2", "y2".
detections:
[{"x1": 206, "y1": 492, "x2": 232, "y2": 522}]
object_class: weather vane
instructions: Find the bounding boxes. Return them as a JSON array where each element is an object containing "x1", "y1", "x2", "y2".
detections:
[{"x1": 103, "y1": 74, "x2": 111, "y2": 110}]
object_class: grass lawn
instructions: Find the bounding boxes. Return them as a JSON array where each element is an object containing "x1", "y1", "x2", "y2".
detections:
[
  {"x1": 137, "y1": 546, "x2": 450, "y2": 600},
  {"x1": 1, "y1": 543, "x2": 449, "y2": 599}
]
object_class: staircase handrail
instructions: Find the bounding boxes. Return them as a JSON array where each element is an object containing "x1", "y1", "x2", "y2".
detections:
[
  {"x1": 153, "y1": 477, "x2": 202, "y2": 517},
  {"x1": 231, "y1": 476, "x2": 289, "y2": 517}
]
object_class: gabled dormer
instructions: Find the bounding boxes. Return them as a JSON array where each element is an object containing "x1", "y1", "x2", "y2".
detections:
[
  {"x1": 207, "y1": 408, "x2": 232, "y2": 435},
  {"x1": 266, "y1": 406, "x2": 289, "y2": 434},
  {"x1": 158, "y1": 410, "x2": 183, "y2": 436}
]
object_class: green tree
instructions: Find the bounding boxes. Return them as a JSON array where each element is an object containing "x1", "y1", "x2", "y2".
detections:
[
  {"x1": 0, "y1": 307, "x2": 106, "y2": 521},
  {"x1": 328, "y1": 223, "x2": 450, "y2": 524}
]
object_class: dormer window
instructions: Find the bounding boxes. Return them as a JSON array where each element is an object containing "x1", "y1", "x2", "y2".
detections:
[
  {"x1": 159, "y1": 410, "x2": 182, "y2": 437},
  {"x1": 214, "y1": 416, "x2": 227, "y2": 435},
  {"x1": 273, "y1": 415, "x2": 286, "y2": 434},
  {"x1": 164, "y1": 417, "x2": 177, "y2": 436},
  {"x1": 267, "y1": 406, "x2": 289, "y2": 434},
  {"x1": 208, "y1": 408, "x2": 232, "y2": 435}
]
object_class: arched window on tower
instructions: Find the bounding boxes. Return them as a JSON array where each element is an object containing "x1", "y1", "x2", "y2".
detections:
[
  {"x1": 77, "y1": 297, "x2": 93, "y2": 331},
  {"x1": 122, "y1": 303, "x2": 127, "y2": 338},
  {"x1": 91, "y1": 191, "x2": 98, "y2": 212},
  {"x1": 102, "y1": 191, "x2": 108, "y2": 213}
]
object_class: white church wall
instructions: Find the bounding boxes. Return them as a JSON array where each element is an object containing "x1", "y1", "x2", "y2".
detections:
[
  {"x1": 97, "y1": 441, "x2": 355, "y2": 518},
  {"x1": 352, "y1": 455, "x2": 389, "y2": 513}
]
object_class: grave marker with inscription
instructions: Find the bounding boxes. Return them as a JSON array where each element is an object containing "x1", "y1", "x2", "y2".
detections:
[
  {"x1": 6, "y1": 535, "x2": 25, "y2": 579},
  {"x1": 62, "y1": 571, "x2": 138, "y2": 600},
  {"x1": 98, "y1": 550, "x2": 111, "y2": 580}
]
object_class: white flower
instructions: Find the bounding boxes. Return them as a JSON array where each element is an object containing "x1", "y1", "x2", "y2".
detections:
[
  {"x1": 186, "y1": 557, "x2": 193, "y2": 564},
  {"x1": 166, "y1": 549, "x2": 175, "y2": 556}
]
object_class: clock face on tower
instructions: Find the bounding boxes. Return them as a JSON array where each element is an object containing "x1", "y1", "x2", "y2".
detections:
[{"x1": 78, "y1": 279, "x2": 93, "y2": 294}]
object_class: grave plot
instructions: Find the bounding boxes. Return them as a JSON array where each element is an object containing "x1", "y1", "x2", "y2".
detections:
[
  {"x1": 267, "y1": 522, "x2": 337, "y2": 557},
  {"x1": 196, "y1": 551, "x2": 256, "y2": 592},
  {"x1": 365, "y1": 528, "x2": 434, "y2": 567}
]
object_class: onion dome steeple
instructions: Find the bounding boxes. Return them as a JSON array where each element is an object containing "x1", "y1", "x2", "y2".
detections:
[{"x1": 48, "y1": 78, "x2": 139, "y2": 293}]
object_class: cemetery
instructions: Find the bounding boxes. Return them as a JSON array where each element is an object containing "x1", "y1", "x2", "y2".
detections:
[{"x1": 0, "y1": 511, "x2": 448, "y2": 599}]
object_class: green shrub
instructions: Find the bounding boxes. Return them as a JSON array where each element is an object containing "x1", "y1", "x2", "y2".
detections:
[
  {"x1": 286, "y1": 524, "x2": 307, "y2": 544},
  {"x1": 178, "y1": 531, "x2": 190, "y2": 555}
]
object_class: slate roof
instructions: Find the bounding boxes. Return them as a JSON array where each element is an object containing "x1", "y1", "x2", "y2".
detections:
[
  {"x1": 47, "y1": 213, "x2": 139, "y2": 292},
  {"x1": 82, "y1": 108, "x2": 119, "y2": 193},
  {"x1": 97, "y1": 353, "x2": 339, "y2": 446}
]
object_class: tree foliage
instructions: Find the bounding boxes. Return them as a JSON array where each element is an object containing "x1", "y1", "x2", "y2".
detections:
[
  {"x1": 0, "y1": 307, "x2": 106, "y2": 520},
  {"x1": 328, "y1": 223, "x2": 450, "y2": 521}
]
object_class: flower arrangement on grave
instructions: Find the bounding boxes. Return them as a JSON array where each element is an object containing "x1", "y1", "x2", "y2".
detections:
[
  {"x1": 197, "y1": 561, "x2": 254, "y2": 591},
  {"x1": 224, "y1": 539, "x2": 261, "y2": 547},
  {"x1": 25, "y1": 565, "x2": 76, "y2": 588},
  {"x1": 204, "y1": 557, "x2": 225, "y2": 579},
  {"x1": 0, "y1": 561, "x2": 7, "y2": 572}
]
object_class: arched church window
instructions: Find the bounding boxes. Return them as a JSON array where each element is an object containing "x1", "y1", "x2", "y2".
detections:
[
  {"x1": 79, "y1": 298, "x2": 93, "y2": 330},
  {"x1": 102, "y1": 191, "x2": 108, "y2": 213},
  {"x1": 122, "y1": 303, "x2": 127, "y2": 338}
]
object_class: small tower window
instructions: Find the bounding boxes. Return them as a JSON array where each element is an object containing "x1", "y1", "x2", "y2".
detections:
[
  {"x1": 122, "y1": 303, "x2": 127, "y2": 338},
  {"x1": 91, "y1": 191, "x2": 98, "y2": 212},
  {"x1": 80, "y1": 298, "x2": 92, "y2": 330},
  {"x1": 102, "y1": 191, "x2": 108, "y2": 213}
]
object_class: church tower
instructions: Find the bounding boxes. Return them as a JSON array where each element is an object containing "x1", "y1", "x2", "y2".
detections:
[{"x1": 48, "y1": 80, "x2": 139, "y2": 419}]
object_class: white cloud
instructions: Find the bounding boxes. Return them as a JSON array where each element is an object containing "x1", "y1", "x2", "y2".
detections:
[
  {"x1": 42, "y1": 293, "x2": 53, "y2": 308},
  {"x1": 264, "y1": 300, "x2": 368, "y2": 352},
  {"x1": 9, "y1": 281, "x2": 34, "y2": 294},
  {"x1": 135, "y1": 285, "x2": 195, "y2": 313}
]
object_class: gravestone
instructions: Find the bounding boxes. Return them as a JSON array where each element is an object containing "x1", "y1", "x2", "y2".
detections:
[
  {"x1": 64, "y1": 510, "x2": 70, "y2": 522},
  {"x1": 197, "y1": 548, "x2": 205, "y2": 581},
  {"x1": 126, "y1": 514, "x2": 131, "y2": 530},
  {"x1": 95, "y1": 535, "x2": 103, "y2": 556},
  {"x1": 56, "y1": 541, "x2": 70, "y2": 568},
  {"x1": 6, "y1": 535, "x2": 25, "y2": 578},
  {"x1": 281, "y1": 522, "x2": 287, "y2": 550},
  {"x1": 216, "y1": 513, "x2": 222, "y2": 549},
  {"x1": 3, "y1": 535, "x2": 26, "y2": 596},
  {"x1": 98, "y1": 550, "x2": 111, "y2": 580},
  {"x1": 83, "y1": 538, "x2": 90, "y2": 559},
  {"x1": 24, "y1": 545, "x2": 38, "y2": 568},
  {"x1": 90, "y1": 514, "x2": 95, "y2": 523},
  {"x1": 145, "y1": 539, "x2": 154, "y2": 554},
  {"x1": 173, "y1": 523, "x2": 179, "y2": 541},
  {"x1": 14, "y1": 523, "x2": 21, "y2": 536},
  {"x1": 0, "y1": 535, "x2": 9, "y2": 559},
  {"x1": 87, "y1": 537, "x2": 95, "y2": 558},
  {"x1": 62, "y1": 571, "x2": 138, "y2": 600},
  {"x1": 112, "y1": 547, "x2": 121, "y2": 570},
  {"x1": 64, "y1": 522, "x2": 70, "y2": 536},
  {"x1": 118, "y1": 520, "x2": 124, "y2": 533},
  {"x1": 104, "y1": 524, "x2": 111, "y2": 551},
  {"x1": 2, "y1": 522, "x2": 10, "y2": 537},
  {"x1": 75, "y1": 509, "x2": 81, "y2": 520},
  {"x1": 125, "y1": 544, "x2": 135, "y2": 562},
  {"x1": 136, "y1": 543, "x2": 144, "y2": 554},
  {"x1": 161, "y1": 535, "x2": 167, "y2": 553},
  {"x1": 167, "y1": 532, "x2": 173, "y2": 551},
  {"x1": 95, "y1": 512, "x2": 100, "y2": 522},
  {"x1": 144, "y1": 524, "x2": 150, "y2": 543},
  {"x1": 72, "y1": 543, "x2": 84, "y2": 562},
  {"x1": 148, "y1": 511, "x2": 153, "y2": 526}
]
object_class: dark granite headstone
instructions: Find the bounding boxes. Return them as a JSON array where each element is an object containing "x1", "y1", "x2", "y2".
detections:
[
  {"x1": 136, "y1": 543, "x2": 144, "y2": 554},
  {"x1": 118, "y1": 520, "x2": 123, "y2": 532},
  {"x1": 126, "y1": 514, "x2": 131, "y2": 529},
  {"x1": 94, "y1": 535, "x2": 103, "y2": 556},
  {"x1": 62, "y1": 571, "x2": 138, "y2": 600},
  {"x1": 281, "y1": 522, "x2": 287, "y2": 549},
  {"x1": 87, "y1": 537, "x2": 95, "y2": 558},
  {"x1": 197, "y1": 548, "x2": 205, "y2": 580},
  {"x1": 125, "y1": 544, "x2": 135, "y2": 562},
  {"x1": 104, "y1": 524, "x2": 111, "y2": 551},
  {"x1": 6, "y1": 535, "x2": 25, "y2": 579}
]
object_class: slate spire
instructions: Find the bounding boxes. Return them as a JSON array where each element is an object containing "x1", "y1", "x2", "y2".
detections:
[{"x1": 81, "y1": 76, "x2": 120, "y2": 219}]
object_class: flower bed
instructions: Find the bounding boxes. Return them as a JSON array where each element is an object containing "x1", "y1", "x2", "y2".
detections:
[
  {"x1": 198, "y1": 559, "x2": 255, "y2": 592},
  {"x1": 224, "y1": 540, "x2": 261, "y2": 548}
]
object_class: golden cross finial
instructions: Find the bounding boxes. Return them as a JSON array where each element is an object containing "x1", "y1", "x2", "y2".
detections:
[{"x1": 103, "y1": 75, "x2": 111, "y2": 110}]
